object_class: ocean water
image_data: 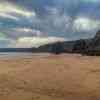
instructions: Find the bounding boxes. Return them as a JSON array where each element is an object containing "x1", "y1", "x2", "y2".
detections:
[{"x1": 0, "y1": 52, "x2": 51, "y2": 59}]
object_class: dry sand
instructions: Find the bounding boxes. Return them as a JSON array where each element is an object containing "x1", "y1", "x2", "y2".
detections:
[{"x1": 0, "y1": 54, "x2": 100, "y2": 100}]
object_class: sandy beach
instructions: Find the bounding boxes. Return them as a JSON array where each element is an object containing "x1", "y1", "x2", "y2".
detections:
[{"x1": 0, "y1": 54, "x2": 100, "y2": 100}]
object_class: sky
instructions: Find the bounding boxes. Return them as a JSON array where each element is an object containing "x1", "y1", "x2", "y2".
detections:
[{"x1": 0, "y1": 0, "x2": 100, "y2": 48}]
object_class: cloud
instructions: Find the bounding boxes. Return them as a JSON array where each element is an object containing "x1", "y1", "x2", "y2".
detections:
[
  {"x1": 3, "y1": 28, "x2": 48, "y2": 38},
  {"x1": 11, "y1": 28, "x2": 47, "y2": 38},
  {"x1": 14, "y1": 37, "x2": 66, "y2": 48},
  {"x1": 0, "y1": 2, "x2": 36, "y2": 18},
  {"x1": 73, "y1": 17, "x2": 100, "y2": 32},
  {"x1": 0, "y1": 37, "x2": 15, "y2": 48},
  {"x1": 83, "y1": 0, "x2": 100, "y2": 3},
  {"x1": 0, "y1": 2, "x2": 38, "y2": 39},
  {"x1": 29, "y1": 7, "x2": 73, "y2": 37},
  {"x1": 0, "y1": 13, "x2": 19, "y2": 20},
  {"x1": 0, "y1": 1, "x2": 36, "y2": 29}
]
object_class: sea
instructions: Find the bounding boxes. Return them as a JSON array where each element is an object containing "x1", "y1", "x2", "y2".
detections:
[{"x1": 0, "y1": 52, "x2": 51, "y2": 59}]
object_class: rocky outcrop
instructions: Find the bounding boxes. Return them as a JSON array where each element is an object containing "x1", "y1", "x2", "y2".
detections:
[
  {"x1": 85, "y1": 30, "x2": 100, "y2": 55},
  {"x1": 72, "y1": 30, "x2": 100, "y2": 55},
  {"x1": 38, "y1": 30, "x2": 100, "y2": 56}
]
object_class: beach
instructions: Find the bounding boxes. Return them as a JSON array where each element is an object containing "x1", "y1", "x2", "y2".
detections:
[{"x1": 0, "y1": 53, "x2": 99, "y2": 100}]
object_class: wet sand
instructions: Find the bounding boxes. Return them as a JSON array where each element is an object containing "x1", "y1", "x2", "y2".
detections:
[{"x1": 0, "y1": 54, "x2": 100, "y2": 100}]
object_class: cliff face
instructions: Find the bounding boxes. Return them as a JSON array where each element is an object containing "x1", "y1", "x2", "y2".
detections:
[
  {"x1": 68, "y1": 30, "x2": 100, "y2": 55},
  {"x1": 38, "y1": 31, "x2": 100, "y2": 55},
  {"x1": 84, "y1": 31, "x2": 100, "y2": 55}
]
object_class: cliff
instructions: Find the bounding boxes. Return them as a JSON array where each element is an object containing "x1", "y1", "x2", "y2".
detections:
[{"x1": 38, "y1": 30, "x2": 100, "y2": 56}]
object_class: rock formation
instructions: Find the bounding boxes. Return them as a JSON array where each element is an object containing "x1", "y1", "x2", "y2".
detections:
[
  {"x1": 85, "y1": 30, "x2": 100, "y2": 55},
  {"x1": 39, "y1": 30, "x2": 100, "y2": 56}
]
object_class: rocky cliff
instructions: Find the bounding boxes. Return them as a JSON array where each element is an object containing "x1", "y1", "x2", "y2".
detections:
[{"x1": 38, "y1": 30, "x2": 100, "y2": 56}]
